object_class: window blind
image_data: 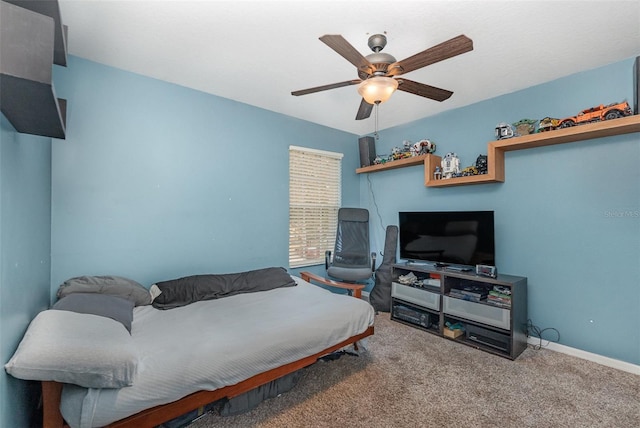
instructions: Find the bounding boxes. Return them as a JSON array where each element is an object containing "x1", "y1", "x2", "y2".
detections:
[{"x1": 289, "y1": 146, "x2": 343, "y2": 268}]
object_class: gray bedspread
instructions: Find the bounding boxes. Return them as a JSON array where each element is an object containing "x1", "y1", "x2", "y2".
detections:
[
  {"x1": 60, "y1": 276, "x2": 374, "y2": 428},
  {"x1": 152, "y1": 266, "x2": 296, "y2": 309}
]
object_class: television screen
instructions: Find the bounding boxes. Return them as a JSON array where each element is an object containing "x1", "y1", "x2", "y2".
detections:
[{"x1": 398, "y1": 211, "x2": 495, "y2": 266}]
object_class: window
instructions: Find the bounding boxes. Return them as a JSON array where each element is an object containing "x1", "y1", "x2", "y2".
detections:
[{"x1": 289, "y1": 146, "x2": 343, "y2": 268}]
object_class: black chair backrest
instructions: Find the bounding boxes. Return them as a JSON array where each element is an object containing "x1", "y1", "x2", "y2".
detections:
[{"x1": 332, "y1": 208, "x2": 370, "y2": 268}]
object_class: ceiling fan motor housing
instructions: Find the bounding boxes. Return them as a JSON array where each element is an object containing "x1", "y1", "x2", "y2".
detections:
[
  {"x1": 365, "y1": 53, "x2": 396, "y2": 74},
  {"x1": 365, "y1": 35, "x2": 395, "y2": 75}
]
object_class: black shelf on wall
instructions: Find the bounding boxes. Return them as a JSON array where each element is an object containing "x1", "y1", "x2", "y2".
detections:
[{"x1": 0, "y1": 0, "x2": 68, "y2": 139}]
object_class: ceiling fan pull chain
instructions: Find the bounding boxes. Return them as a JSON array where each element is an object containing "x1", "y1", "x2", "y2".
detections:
[{"x1": 374, "y1": 102, "x2": 379, "y2": 140}]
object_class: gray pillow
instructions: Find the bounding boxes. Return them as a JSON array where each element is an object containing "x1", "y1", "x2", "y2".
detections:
[
  {"x1": 52, "y1": 293, "x2": 134, "y2": 333},
  {"x1": 57, "y1": 275, "x2": 152, "y2": 306},
  {"x1": 4, "y1": 310, "x2": 139, "y2": 388}
]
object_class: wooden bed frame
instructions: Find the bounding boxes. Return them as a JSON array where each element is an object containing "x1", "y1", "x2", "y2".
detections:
[{"x1": 42, "y1": 325, "x2": 374, "y2": 428}]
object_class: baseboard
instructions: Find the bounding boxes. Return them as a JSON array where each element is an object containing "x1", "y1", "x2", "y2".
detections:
[{"x1": 527, "y1": 337, "x2": 640, "y2": 375}]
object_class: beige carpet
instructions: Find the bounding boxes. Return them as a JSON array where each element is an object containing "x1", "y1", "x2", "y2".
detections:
[{"x1": 191, "y1": 313, "x2": 640, "y2": 428}]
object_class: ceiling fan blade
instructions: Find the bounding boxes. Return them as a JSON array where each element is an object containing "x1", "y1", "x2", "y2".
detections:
[
  {"x1": 387, "y1": 35, "x2": 473, "y2": 77},
  {"x1": 292, "y1": 79, "x2": 361, "y2": 96},
  {"x1": 319, "y1": 34, "x2": 375, "y2": 75},
  {"x1": 355, "y1": 98, "x2": 373, "y2": 120},
  {"x1": 396, "y1": 79, "x2": 453, "y2": 102}
]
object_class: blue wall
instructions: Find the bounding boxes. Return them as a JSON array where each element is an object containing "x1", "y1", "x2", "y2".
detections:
[
  {"x1": 1, "y1": 52, "x2": 638, "y2": 428},
  {"x1": 50, "y1": 56, "x2": 360, "y2": 296},
  {"x1": 361, "y1": 57, "x2": 640, "y2": 365},
  {"x1": 0, "y1": 116, "x2": 52, "y2": 427}
]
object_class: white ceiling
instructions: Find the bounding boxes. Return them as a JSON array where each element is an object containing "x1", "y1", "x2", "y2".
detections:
[{"x1": 58, "y1": 0, "x2": 640, "y2": 135}]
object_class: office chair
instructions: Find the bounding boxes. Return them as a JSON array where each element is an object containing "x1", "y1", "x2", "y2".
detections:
[{"x1": 325, "y1": 208, "x2": 376, "y2": 282}]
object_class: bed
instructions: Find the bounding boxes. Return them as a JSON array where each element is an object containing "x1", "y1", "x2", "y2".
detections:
[{"x1": 5, "y1": 268, "x2": 375, "y2": 428}]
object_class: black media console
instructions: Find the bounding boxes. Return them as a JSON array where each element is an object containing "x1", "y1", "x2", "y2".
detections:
[{"x1": 390, "y1": 262, "x2": 528, "y2": 360}]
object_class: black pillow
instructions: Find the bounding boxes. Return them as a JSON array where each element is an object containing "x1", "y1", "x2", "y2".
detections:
[
  {"x1": 152, "y1": 266, "x2": 296, "y2": 310},
  {"x1": 52, "y1": 293, "x2": 135, "y2": 333}
]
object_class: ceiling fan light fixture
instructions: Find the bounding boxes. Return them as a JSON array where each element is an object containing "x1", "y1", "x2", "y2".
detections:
[{"x1": 357, "y1": 76, "x2": 398, "y2": 104}]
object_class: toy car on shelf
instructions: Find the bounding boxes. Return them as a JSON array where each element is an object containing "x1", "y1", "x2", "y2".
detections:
[
  {"x1": 392, "y1": 151, "x2": 412, "y2": 161},
  {"x1": 391, "y1": 145, "x2": 412, "y2": 160},
  {"x1": 461, "y1": 166, "x2": 478, "y2": 176},
  {"x1": 558, "y1": 101, "x2": 632, "y2": 128},
  {"x1": 538, "y1": 117, "x2": 561, "y2": 132}
]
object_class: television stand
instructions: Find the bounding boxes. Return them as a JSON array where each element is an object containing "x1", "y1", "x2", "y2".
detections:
[
  {"x1": 445, "y1": 265, "x2": 473, "y2": 272},
  {"x1": 405, "y1": 260, "x2": 429, "y2": 266},
  {"x1": 390, "y1": 263, "x2": 527, "y2": 360}
]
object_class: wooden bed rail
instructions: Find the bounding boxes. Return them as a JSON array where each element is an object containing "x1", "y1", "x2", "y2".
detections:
[
  {"x1": 42, "y1": 381, "x2": 64, "y2": 428},
  {"x1": 42, "y1": 325, "x2": 374, "y2": 428}
]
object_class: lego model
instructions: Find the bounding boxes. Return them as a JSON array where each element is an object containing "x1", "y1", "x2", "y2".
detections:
[
  {"x1": 558, "y1": 101, "x2": 632, "y2": 128},
  {"x1": 461, "y1": 166, "x2": 478, "y2": 176},
  {"x1": 475, "y1": 154, "x2": 488, "y2": 174},
  {"x1": 441, "y1": 152, "x2": 460, "y2": 179},
  {"x1": 495, "y1": 122, "x2": 516, "y2": 139},
  {"x1": 373, "y1": 155, "x2": 391, "y2": 165},
  {"x1": 538, "y1": 117, "x2": 561, "y2": 132},
  {"x1": 391, "y1": 145, "x2": 412, "y2": 160},
  {"x1": 512, "y1": 118, "x2": 538, "y2": 136},
  {"x1": 412, "y1": 139, "x2": 437, "y2": 156},
  {"x1": 433, "y1": 166, "x2": 442, "y2": 180}
]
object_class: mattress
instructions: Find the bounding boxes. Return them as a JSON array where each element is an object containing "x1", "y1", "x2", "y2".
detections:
[{"x1": 59, "y1": 276, "x2": 375, "y2": 428}]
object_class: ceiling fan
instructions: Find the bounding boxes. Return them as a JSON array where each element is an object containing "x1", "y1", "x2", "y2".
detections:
[{"x1": 291, "y1": 33, "x2": 473, "y2": 120}]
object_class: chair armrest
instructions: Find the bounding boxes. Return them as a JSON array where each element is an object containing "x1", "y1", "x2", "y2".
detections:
[{"x1": 300, "y1": 271, "x2": 365, "y2": 299}]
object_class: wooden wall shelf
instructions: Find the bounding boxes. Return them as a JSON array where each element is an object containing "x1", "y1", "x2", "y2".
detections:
[
  {"x1": 356, "y1": 154, "x2": 429, "y2": 174},
  {"x1": 354, "y1": 115, "x2": 640, "y2": 187},
  {"x1": 489, "y1": 114, "x2": 640, "y2": 152},
  {"x1": 425, "y1": 114, "x2": 640, "y2": 187},
  {"x1": 424, "y1": 153, "x2": 503, "y2": 187}
]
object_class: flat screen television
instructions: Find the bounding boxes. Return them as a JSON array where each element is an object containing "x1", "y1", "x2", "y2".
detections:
[{"x1": 398, "y1": 211, "x2": 495, "y2": 266}]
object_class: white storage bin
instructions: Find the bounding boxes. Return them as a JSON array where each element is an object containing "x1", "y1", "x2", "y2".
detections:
[
  {"x1": 443, "y1": 296, "x2": 510, "y2": 330},
  {"x1": 391, "y1": 282, "x2": 440, "y2": 311}
]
